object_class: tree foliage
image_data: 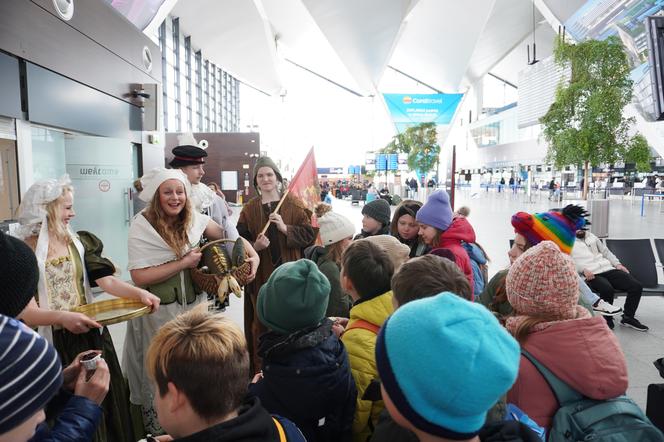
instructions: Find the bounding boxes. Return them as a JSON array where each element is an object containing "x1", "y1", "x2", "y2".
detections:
[
  {"x1": 540, "y1": 36, "x2": 651, "y2": 172},
  {"x1": 381, "y1": 122, "x2": 440, "y2": 174}
]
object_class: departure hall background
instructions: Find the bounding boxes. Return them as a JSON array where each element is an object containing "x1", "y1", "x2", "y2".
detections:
[{"x1": 1, "y1": 1, "x2": 664, "y2": 441}]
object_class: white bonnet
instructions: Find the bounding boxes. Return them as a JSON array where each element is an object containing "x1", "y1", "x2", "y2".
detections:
[
  {"x1": 16, "y1": 175, "x2": 72, "y2": 237},
  {"x1": 138, "y1": 168, "x2": 190, "y2": 202}
]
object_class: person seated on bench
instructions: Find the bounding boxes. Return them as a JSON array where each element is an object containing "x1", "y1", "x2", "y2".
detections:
[{"x1": 572, "y1": 230, "x2": 648, "y2": 331}]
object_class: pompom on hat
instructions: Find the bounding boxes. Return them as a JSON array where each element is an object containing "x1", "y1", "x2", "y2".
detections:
[
  {"x1": 375, "y1": 294, "x2": 520, "y2": 440},
  {"x1": 138, "y1": 167, "x2": 191, "y2": 203},
  {"x1": 511, "y1": 204, "x2": 589, "y2": 254}
]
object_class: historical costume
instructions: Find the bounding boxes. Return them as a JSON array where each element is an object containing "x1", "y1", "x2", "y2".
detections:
[
  {"x1": 16, "y1": 175, "x2": 136, "y2": 442},
  {"x1": 122, "y1": 168, "x2": 214, "y2": 435},
  {"x1": 237, "y1": 157, "x2": 316, "y2": 370}
]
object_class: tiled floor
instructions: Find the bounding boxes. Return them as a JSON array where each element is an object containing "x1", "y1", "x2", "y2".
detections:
[{"x1": 109, "y1": 188, "x2": 664, "y2": 410}]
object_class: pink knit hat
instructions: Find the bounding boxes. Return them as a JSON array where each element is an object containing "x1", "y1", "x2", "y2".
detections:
[{"x1": 506, "y1": 241, "x2": 579, "y2": 320}]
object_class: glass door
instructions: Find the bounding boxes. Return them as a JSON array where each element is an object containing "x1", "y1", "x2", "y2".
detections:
[{"x1": 63, "y1": 134, "x2": 136, "y2": 276}]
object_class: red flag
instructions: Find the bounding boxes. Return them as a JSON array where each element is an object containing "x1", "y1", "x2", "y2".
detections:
[{"x1": 288, "y1": 147, "x2": 321, "y2": 213}]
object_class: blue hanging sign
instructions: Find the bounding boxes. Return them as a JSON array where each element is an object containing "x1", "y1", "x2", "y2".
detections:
[
  {"x1": 388, "y1": 154, "x2": 398, "y2": 171},
  {"x1": 383, "y1": 93, "x2": 464, "y2": 133}
]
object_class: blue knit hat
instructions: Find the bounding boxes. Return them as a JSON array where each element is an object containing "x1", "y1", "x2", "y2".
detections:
[
  {"x1": 375, "y1": 293, "x2": 520, "y2": 439},
  {"x1": 0, "y1": 314, "x2": 63, "y2": 433},
  {"x1": 416, "y1": 190, "x2": 453, "y2": 231}
]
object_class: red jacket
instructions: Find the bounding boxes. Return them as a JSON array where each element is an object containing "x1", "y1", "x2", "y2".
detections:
[
  {"x1": 435, "y1": 216, "x2": 476, "y2": 295},
  {"x1": 507, "y1": 316, "x2": 628, "y2": 430}
]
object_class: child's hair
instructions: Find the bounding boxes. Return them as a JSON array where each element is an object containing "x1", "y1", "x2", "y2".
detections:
[
  {"x1": 45, "y1": 186, "x2": 75, "y2": 243},
  {"x1": 316, "y1": 203, "x2": 346, "y2": 265},
  {"x1": 389, "y1": 199, "x2": 422, "y2": 238},
  {"x1": 143, "y1": 183, "x2": 193, "y2": 257},
  {"x1": 392, "y1": 255, "x2": 472, "y2": 305},
  {"x1": 208, "y1": 182, "x2": 221, "y2": 192},
  {"x1": 430, "y1": 228, "x2": 444, "y2": 248},
  {"x1": 341, "y1": 240, "x2": 393, "y2": 299},
  {"x1": 325, "y1": 241, "x2": 346, "y2": 266},
  {"x1": 146, "y1": 305, "x2": 249, "y2": 420}
]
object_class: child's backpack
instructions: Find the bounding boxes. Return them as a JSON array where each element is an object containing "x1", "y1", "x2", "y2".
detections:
[
  {"x1": 272, "y1": 414, "x2": 307, "y2": 442},
  {"x1": 522, "y1": 350, "x2": 664, "y2": 442},
  {"x1": 461, "y1": 242, "x2": 488, "y2": 298}
]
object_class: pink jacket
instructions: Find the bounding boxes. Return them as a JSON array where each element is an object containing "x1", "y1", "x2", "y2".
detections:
[{"x1": 507, "y1": 316, "x2": 628, "y2": 430}]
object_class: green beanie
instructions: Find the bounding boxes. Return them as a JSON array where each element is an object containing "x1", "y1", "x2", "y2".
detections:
[
  {"x1": 253, "y1": 156, "x2": 283, "y2": 193},
  {"x1": 257, "y1": 259, "x2": 331, "y2": 334}
]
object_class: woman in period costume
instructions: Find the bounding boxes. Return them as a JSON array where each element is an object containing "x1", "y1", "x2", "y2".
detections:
[
  {"x1": 123, "y1": 167, "x2": 258, "y2": 435},
  {"x1": 237, "y1": 156, "x2": 317, "y2": 371},
  {"x1": 16, "y1": 175, "x2": 161, "y2": 442}
]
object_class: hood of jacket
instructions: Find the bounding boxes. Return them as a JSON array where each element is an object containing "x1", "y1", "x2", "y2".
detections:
[
  {"x1": 175, "y1": 396, "x2": 281, "y2": 442},
  {"x1": 252, "y1": 320, "x2": 355, "y2": 440},
  {"x1": 303, "y1": 244, "x2": 326, "y2": 262},
  {"x1": 350, "y1": 291, "x2": 394, "y2": 327},
  {"x1": 439, "y1": 216, "x2": 476, "y2": 246},
  {"x1": 522, "y1": 316, "x2": 627, "y2": 399},
  {"x1": 479, "y1": 421, "x2": 542, "y2": 442}
]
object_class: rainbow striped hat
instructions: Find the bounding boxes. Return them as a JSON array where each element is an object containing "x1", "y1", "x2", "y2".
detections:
[{"x1": 511, "y1": 205, "x2": 589, "y2": 254}]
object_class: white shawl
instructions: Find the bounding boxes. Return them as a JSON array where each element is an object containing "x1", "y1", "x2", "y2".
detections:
[{"x1": 128, "y1": 210, "x2": 210, "y2": 270}]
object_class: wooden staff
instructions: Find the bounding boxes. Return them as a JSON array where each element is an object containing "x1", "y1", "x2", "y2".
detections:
[{"x1": 259, "y1": 189, "x2": 290, "y2": 235}]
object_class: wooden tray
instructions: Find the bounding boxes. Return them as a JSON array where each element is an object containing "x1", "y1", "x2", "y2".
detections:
[{"x1": 71, "y1": 298, "x2": 150, "y2": 326}]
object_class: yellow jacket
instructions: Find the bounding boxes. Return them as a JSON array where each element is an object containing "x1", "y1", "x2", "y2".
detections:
[{"x1": 341, "y1": 291, "x2": 394, "y2": 442}]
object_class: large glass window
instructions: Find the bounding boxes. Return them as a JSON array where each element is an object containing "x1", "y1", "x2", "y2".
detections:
[{"x1": 160, "y1": 16, "x2": 240, "y2": 133}]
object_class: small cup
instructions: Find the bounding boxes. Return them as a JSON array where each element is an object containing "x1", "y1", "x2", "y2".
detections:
[{"x1": 80, "y1": 352, "x2": 101, "y2": 371}]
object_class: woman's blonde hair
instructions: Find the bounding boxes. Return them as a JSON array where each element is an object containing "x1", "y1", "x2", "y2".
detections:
[
  {"x1": 45, "y1": 186, "x2": 75, "y2": 243},
  {"x1": 143, "y1": 182, "x2": 193, "y2": 257}
]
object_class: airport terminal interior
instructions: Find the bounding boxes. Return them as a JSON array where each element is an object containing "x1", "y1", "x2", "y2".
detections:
[{"x1": 1, "y1": 1, "x2": 664, "y2": 441}]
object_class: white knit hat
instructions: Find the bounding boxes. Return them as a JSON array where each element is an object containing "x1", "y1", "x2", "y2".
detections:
[
  {"x1": 138, "y1": 167, "x2": 190, "y2": 202},
  {"x1": 318, "y1": 211, "x2": 355, "y2": 246},
  {"x1": 363, "y1": 235, "x2": 410, "y2": 271}
]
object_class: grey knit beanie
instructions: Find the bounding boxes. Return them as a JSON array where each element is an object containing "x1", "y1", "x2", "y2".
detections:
[{"x1": 362, "y1": 199, "x2": 391, "y2": 226}]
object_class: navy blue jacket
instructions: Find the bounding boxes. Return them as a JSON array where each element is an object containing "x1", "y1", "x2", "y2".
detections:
[
  {"x1": 30, "y1": 393, "x2": 102, "y2": 441},
  {"x1": 249, "y1": 319, "x2": 356, "y2": 442}
]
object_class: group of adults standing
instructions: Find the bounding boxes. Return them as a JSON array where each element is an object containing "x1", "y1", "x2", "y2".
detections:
[{"x1": 9, "y1": 137, "x2": 316, "y2": 440}]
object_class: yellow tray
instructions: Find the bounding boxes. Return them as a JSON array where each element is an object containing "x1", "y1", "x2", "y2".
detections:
[{"x1": 71, "y1": 298, "x2": 150, "y2": 326}]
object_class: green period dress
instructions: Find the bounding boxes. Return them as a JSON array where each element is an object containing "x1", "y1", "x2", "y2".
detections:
[{"x1": 43, "y1": 231, "x2": 137, "y2": 442}]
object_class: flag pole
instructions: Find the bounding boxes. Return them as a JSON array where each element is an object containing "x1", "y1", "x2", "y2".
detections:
[{"x1": 259, "y1": 188, "x2": 290, "y2": 236}]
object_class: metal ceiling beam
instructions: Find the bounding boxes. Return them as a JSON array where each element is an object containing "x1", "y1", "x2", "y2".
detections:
[{"x1": 386, "y1": 65, "x2": 443, "y2": 94}]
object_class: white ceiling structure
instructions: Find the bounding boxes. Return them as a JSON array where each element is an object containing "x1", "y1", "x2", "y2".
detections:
[{"x1": 160, "y1": 0, "x2": 587, "y2": 97}]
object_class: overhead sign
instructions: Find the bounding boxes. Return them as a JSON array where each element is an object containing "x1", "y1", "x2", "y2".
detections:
[
  {"x1": 383, "y1": 93, "x2": 464, "y2": 132},
  {"x1": 365, "y1": 152, "x2": 376, "y2": 171}
]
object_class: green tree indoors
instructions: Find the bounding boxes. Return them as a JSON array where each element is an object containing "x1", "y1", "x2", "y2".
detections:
[
  {"x1": 382, "y1": 122, "x2": 440, "y2": 176},
  {"x1": 540, "y1": 35, "x2": 651, "y2": 199}
]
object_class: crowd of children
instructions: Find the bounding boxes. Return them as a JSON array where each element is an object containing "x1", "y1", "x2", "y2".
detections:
[{"x1": 1, "y1": 154, "x2": 662, "y2": 442}]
